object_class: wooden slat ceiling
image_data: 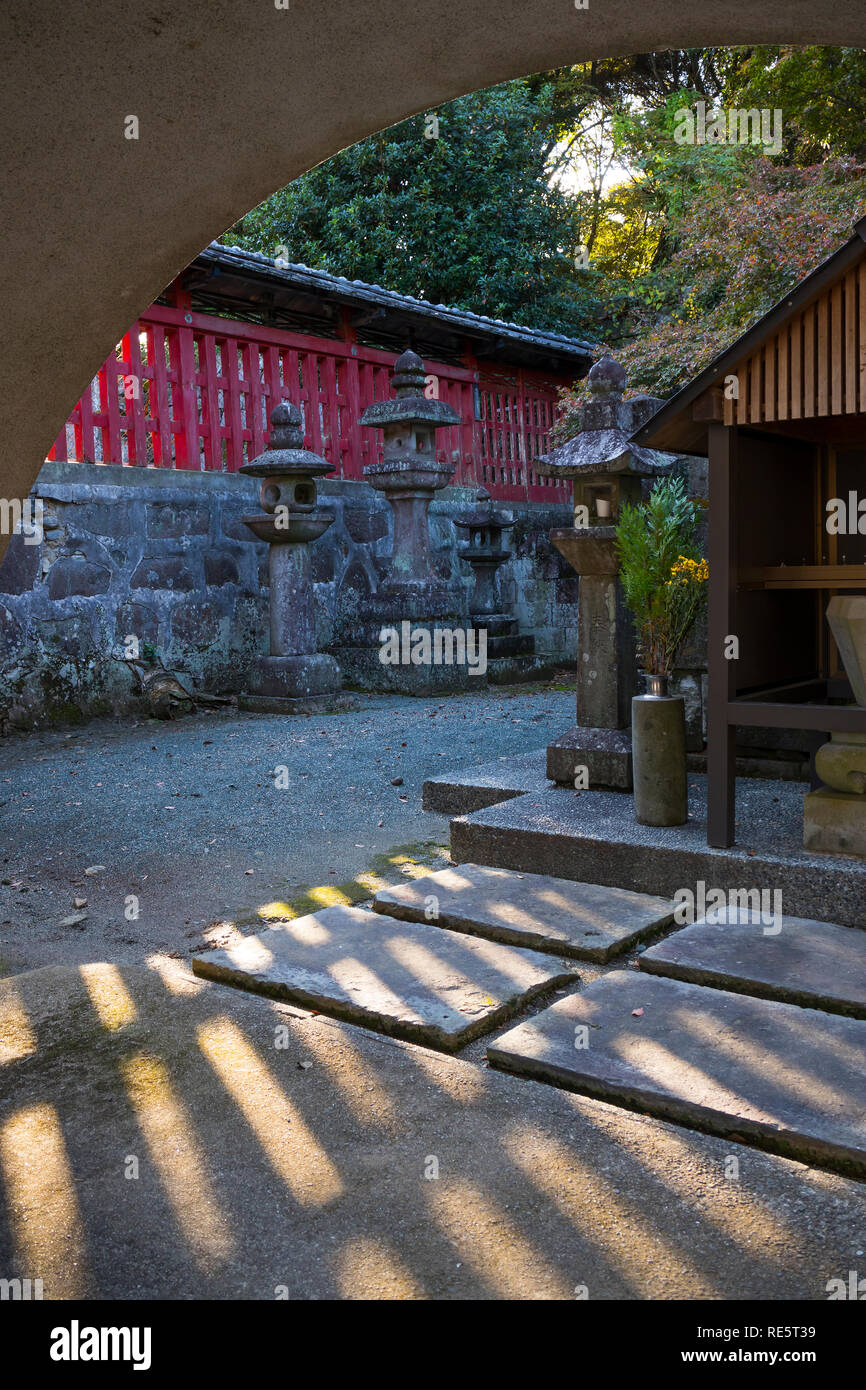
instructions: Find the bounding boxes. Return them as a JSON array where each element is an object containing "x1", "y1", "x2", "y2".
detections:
[{"x1": 723, "y1": 261, "x2": 866, "y2": 427}]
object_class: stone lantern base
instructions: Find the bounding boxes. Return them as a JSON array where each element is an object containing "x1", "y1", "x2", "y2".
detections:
[
  {"x1": 239, "y1": 652, "x2": 356, "y2": 715},
  {"x1": 803, "y1": 787, "x2": 866, "y2": 857},
  {"x1": 546, "y1": 726, "x2": 634, "y2": 789}
]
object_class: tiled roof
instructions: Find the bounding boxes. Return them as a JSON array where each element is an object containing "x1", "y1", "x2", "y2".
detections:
[{"x1": 200, "y1": 241, "x2": 595, "y2": 364}]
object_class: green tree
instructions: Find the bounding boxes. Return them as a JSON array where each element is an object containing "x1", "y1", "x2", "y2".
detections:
[
  {"x1": 722, "y1": 47, "x2": 866, "y2": 164},
  {"x1": 225, "y1": 80, "x2": 607, "y2": 337}
]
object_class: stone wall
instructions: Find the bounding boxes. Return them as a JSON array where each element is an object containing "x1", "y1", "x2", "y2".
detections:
[{"x1": 0, "y1": 459, "x2": 577, "y2": 727}]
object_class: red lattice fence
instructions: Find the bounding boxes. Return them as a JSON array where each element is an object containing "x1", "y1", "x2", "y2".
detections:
[{"x1": 48, "y1": 304, "x2": 570, "y2": 503}]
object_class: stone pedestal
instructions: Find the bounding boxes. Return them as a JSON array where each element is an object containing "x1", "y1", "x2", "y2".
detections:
[
  {"x1": 803, "y1": 787, "x2": 866, "y2": 857},
  {"x1": 238, "y1": 403, "x2": 353, "y2": 714},
  {"x1": 534, "y1": 357, "x2": 668, "y2": 789},
  {"x1": 804, "y1": 597, "x2": 866, "y2": 855}
]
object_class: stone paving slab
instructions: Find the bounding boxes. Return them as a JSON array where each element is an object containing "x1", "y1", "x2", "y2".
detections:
[
  {"x1": 192, "y1": 905, "x2": 577, "y2": 1052},
  {"x1": 640, "y1": 907, "x2": 866, "y2": 1018},
  {"x1": 373, "y1": 863, "x2": 675, "y2": 962},
  {"x1": 487, "y1": 971, "x2": 866, "y2": 1177}
]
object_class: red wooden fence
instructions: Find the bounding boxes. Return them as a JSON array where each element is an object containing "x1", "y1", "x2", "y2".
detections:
[{"x1": 48, "y1": 303, "x2": 570, "y2": 503}]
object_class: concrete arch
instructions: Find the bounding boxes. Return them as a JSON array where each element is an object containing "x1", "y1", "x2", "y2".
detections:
[{"x1": 2, "y1": 0, "x2": 863, "y2": 558}]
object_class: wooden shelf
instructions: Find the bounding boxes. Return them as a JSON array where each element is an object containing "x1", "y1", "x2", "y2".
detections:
[{"x1": 739, "y1": 564, "x2": 866, "y2": 589}]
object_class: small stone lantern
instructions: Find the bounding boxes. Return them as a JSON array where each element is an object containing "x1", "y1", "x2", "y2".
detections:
[
  {"x1": 238, "y1": 402, "x2": 351, "y2": 713},
  {"x1": 453, "y1": 488, "x2": 515, "y2": 617},
  {"x1": 360, "y1": 349, "x2": 464, "y2": 615},
  {"x1": 534, "y1": 356, "x2": 668, "y2": 788}
]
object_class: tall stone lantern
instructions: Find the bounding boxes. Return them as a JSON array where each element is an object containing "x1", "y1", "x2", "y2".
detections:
[
  {"x1": 360, "y1": 349, "x2": 464, "y2": 615},
  {"x1": 340, "y1": 349, "x2": 473, "y2": 693},
  {"x1": 534, "y1": 356, "x2": 668, "y2": 788},
  {"x1": 238, "y1": 402, "x2": 352, "y2": 714}
]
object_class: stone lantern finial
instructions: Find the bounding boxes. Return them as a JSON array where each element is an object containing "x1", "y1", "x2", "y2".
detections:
[
  {"x1": 391, "y1": 349, "x2": 427, "y2": 399},
  {"x1": 267, "y1": 400, "x2": 305, "y2": 450},
  {"x1": 587, "y1": 353, "x2": 627, "y2": 398}
]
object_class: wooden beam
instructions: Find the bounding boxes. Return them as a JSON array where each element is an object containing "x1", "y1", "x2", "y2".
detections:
[
  {"x1": 729, "y1": 701, "x2": 866, "y2": 733},
  {"x1": 692, "y1": 386, "x2": 725, "y2": 421},
  {"x1": 707, "y1": 422, "x2": 737, "y2": 848}
]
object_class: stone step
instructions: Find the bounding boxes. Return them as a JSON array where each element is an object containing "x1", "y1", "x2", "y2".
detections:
[
  {"x1": 192, "y1": 904, "x2": 577, "y2": 1053},
  {"x1": 422, "y1": 750, "x2": 553, "y2": 815},
  {"x1": 484, "y1": 634, "x2": 535, "y2": 659},
  {"x1": 487, "y1": 970, "x2": 866, "y2": 1178},
  {"x1": 373, "y1": 863, "x2": 675, "y2": 962},
  {"x1": 449, "y1": 777, "x2": 866, "y2": 928},
  {"x1": 640, "y1": 906, "x2": 866, "y2": 1019}
]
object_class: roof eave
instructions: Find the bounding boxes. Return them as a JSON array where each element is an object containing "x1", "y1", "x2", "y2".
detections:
[
  {"x1": 630, "y1": 225, "x2": 866, "y2": 454},
  {"x1": 192, "y1": 243, "x2": 594, "y2": 368}
]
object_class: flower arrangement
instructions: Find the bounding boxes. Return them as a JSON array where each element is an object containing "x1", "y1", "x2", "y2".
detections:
[{"x1": 615, "y1": 475, "x2": 708, "y2": 677}]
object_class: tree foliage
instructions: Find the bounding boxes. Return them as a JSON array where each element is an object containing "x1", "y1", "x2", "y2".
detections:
[
  {"x1": 225, "y1": 47, "x2": 866, "y2": 400},
  {"x1": 225, "y1": 80, "x2": 606, "y2": 337}
]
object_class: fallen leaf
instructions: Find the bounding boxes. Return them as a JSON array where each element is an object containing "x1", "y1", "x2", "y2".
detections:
[{"x1": 60, "y1": 911, "x2": 88, "y2": 929}]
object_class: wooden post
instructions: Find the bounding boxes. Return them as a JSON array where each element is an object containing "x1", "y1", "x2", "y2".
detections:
[{"x1": 707, "y1": 422, "x2": 737, "y2": 847}]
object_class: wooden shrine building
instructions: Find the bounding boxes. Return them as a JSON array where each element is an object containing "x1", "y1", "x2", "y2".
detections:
[{"x1": 632, "y1": 216, "x2": 866, "y2": 848}]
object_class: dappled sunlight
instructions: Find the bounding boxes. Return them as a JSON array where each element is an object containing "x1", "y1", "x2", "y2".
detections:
[
  {"x1": 119, "y1": 1050, "x2": 234, "y2": 1268},
  {"x1": 0, "y1": 1101, "x2": 90, "y2": 1297},
  {"x1": 333, "y1": 1235, "x2": 427, "y2": 1299},
  {"x1": 0, "y1": 980, "x2": 37, "y2": 1064},
  {"x1": 401, "y1": 1044, "x2": 489, "y2": 1101},
  {"x1": 328, "y1": 955, "x2": 414, "y2": 1022},
  {"x1": 272, "y1": 915, "x2": 333, "y2": 946},
  {"x1": 294, "y1": 1024, "x2": 401, "y2": 1129},
  {"x1": 383, "y1": 934, "x2": 499, "y2": 1017},
  {"x1": 144, "y1": 953, "x2": 207, "y2": 994},
  {"x1": 444, "y1": 929, "x2": 567, "y2": 987},
  {"x1": 425, "y1": 1176, "x2": 573, "y2": 1298},
  {"x1": 222, "y1": 934, "x2": 276, "y2": 971},
  {"x1": 610, "y1": 1033, "x2": 759, "y2": 1120},
  {"x1": 673, "y1": 1006, "x2": 855, "y2": 1114},
  {"x1": 196, "y1": 1016, "x2": 343, "y2": 1206},
  {"x1": 79, "y1": 962, "x2": 138, "y2": 1031},
  {"x1": 503, "y1": 1121, "x2": 717, "y2": 1296},
  {"x1": 588, "y1": 1116, "x2": 808, "y2": 1265}
]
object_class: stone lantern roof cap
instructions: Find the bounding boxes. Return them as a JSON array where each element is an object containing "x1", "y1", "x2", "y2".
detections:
[
  {"x1": 359, "y1": 348, "x2": 460, "y2": 430},
  {"x1": 534, "y1": 354, "x2": 669, "y2": 479},
  {"x1": 453, "y1": 487, "x2": 516, "y2": 530},
  {"x1": 534, "y1": 429, "x2": 668, "y2": 479},
  {"x1": 240, "y1": 401, "x2": 336, "y2": 477}
]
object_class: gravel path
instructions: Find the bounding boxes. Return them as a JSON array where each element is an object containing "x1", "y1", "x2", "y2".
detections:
[{"x1": 0, "y1": 684, "x2": 572, "y2": 975}]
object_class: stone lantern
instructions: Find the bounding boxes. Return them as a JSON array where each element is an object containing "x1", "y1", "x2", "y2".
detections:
[
  {"x1": 339, "y1": 349, "x2": 474, "y2": 694},
  {"x1": 360, "y1": 349, "x2": 465, "y2": 616},
  {"x1": 534, "y1": 356, "x2": 668, "y2": 788},
  {"x1": 238, "y1": 401, "x2": 351, "y2": 714},
  {"x1": 453, "y1": 486, "x2": 537, "y2": 679},
  {"x1": 453, "y1": 488, "x2": 515, "y2": 616}
]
